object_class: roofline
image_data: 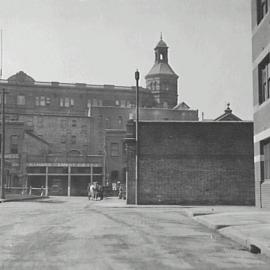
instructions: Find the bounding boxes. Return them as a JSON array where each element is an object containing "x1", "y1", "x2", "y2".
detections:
[
  {"x1": 214, "y1": 113, "x2": 242, "y2": 121},
  {"x1": 145, "y1": 73, "x2": 179, "y2": 79},
  {"x1": 0, "y1": 78, "x2": 150, "y2": 92},
  {"x1": 137, "y1": 120, "x2": 253, "y2": 123}
]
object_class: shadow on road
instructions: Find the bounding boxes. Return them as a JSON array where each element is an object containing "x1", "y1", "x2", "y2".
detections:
[{"x1": 33, "y1": 199, "x2": 66, "y2": 204}]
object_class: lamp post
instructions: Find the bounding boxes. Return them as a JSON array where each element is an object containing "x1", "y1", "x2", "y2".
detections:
[
  {"x1": 135, "y1": 70, "x2": 140, "y2": 205},
  {"x1": 0, "y1": 88, "x2": 6, "y2": 199}
]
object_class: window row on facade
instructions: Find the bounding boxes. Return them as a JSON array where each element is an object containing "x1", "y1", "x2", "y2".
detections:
[
  {"x1": 258, "y1": 53, "x2": 270, "y2": 104},
  {"x1": 32, "y1": 116, "x2": 125, "y2": 130},
  {"x1": 148, "y1": 81, "x2": 170, "y2": 91},
  {"x1": 9, "y1": 94, "x2": 135, "y2": 108}
]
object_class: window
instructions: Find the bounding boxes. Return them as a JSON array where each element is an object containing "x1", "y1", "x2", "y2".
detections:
[
  {"x1": 40, "y1": 96, "x2": 45, "y2": 106},
  {"x1": 259, "y1": 54, "x2": 270, "y2": 104},
  {"x1": 35, "y1": 96, "x2": 46, "y2": 106},
  {"x1": 262, "y1": 138, "x2": 270, "y2": 180},
  {"x1": 118, "y1": 116, "x2": 123, "y2": 128},
  {"x1": 153, "y1": 81, "x2": 157, "y2": 90},
  {"x1": 59, "y1": 97, "x2": 74, "y2": 107},
  {"x1": 61, "y1": 135, "x2": 66, "y2": 144},
  {"x1": 257, "y1": 0, "x2": 268, "y2": 24},
  {"x1": 0, "y1": 94, "x2": 6, "y2": 104},
  {"x1": 35, "y1": 96, "x2": 39, "y2": 106},
  {"x1": 115, "y1": 100, "x2": 120, "y2": 106},
  {"x1": 37, "y1": 117, "x2": 44, "y2": 128},
  {"x1": 65, "y1": 97, "x2": 69, "y2": 107},
  {"x1": 60, "y1": 97, "x2": 64, "y2": 107},
  {"x1": 70, "y1": 98, "x2": 74, "y2": 106},
  {"x1": 91, "y1": 98, "x2": 102, "y2": 106},
  {"x1": 111, "y1": 143, "x2": 119, "y2": 157},
  {"x1": 60, "y1": 119, "x2": 67, "y2": 129},
  {"x1": 93, "y1": 98, "x2": 98, "y2": 106},
  {"x1": 87, "y1": 99, "x2": 91, "y2": 108},
  {"x1": 105, "y1": 117, "x2": 111, "y2": 129},
  {"x1": 17, "y1": 95, "x2": 25, "y2": 105},
  {"x1": 71, "y1": 135, "x2": 76, "y2": 144},
  {"x1": 126, "y1": 101, "x2": 131, "y2": 108},
  {"x1": 81, "y1": 125, "x2": 87, "y2": 134},
  {"x1": 46, "y1": 97, "x2": 51, "y2": 105},
  {"x1": 120, "y1": 100, "x2": 126, "y2": 107},
  {"x1": 26, "y1": 119, "x2": 33, "y2": 127},
  {"x1": 72, "y1": 119, "x2": 77, "y2": 127},
  {"x1": 10, "y1": 135, "x2": 18, "y2": 154},
  {"x1": 110, "y1": 170, "x2": 119, "y2": 181}
]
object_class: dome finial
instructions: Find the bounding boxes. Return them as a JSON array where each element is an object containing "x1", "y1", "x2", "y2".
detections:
[
  {"x1": 225, "y1": 102, "x2": 232, "y2": 113},
  {"x1": 160, "y1": 32, "x2": 163, "y2": 40}
]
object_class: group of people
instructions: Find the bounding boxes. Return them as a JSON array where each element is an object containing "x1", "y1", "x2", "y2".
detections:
[{"x1": 87, "y1": 182, "x2": 104, "y2": 200}]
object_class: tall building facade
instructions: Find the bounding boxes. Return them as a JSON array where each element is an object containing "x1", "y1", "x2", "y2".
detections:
[
  {"x1": 251, "y1": 0, "x2": 270, "y2": 207},
  {"x1": 0, "y1": 37, "x2": 198, "y2": 196}
]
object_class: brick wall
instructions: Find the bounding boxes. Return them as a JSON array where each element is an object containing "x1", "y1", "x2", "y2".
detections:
[{"x1": 126, "y1": 121, "x2": 255, "y2": 205}]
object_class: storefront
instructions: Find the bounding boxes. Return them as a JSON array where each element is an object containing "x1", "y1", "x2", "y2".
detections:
[{"x1": 26, "y1": 163, "x2": 103, "y2": 196}]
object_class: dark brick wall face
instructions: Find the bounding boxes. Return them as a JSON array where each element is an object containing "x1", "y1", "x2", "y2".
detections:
[{"x1": 127, "y1": 121, "x2": 255, "y2": 205}]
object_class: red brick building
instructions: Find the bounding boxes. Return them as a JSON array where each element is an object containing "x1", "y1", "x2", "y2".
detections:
[{"x1": 125, "y1": 118, "x2": 254, "y2": 205}]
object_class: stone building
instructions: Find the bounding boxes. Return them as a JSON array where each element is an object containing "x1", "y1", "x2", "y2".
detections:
[
  {"x1": 251, "y1": 0, "x2": 270, "y2": 207},
  {"x1": 0, "y1": 37, "x2": 198, "y2": 196}
]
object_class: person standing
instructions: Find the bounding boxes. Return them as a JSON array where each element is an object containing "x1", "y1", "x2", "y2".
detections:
[{"x1": 87, "y1": 182, "x2": 91, "y2": 200}]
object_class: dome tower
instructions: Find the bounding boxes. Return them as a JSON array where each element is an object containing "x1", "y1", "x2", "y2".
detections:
[{"x1": 145, "y1": 35, "x2": 178, "y2": 108}]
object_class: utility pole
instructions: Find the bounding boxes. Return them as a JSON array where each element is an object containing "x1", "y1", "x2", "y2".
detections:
[
  {"x1": 0, "y1": 88, "x2": 5, "y2": 199},
  {"x1": 135, "y1": 70, "x2": 140, "y2": 205}
]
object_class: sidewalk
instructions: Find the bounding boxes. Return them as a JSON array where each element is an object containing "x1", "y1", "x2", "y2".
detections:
[
  {"x1": 0, "y1": 194, "x2": 48, "y2": 203},
  {"x1": 94, "y1": 198, "x2": 270, "y2": 256},
  {"x1": 183, "y1": 206, "x2": 270, "y2": 256}
]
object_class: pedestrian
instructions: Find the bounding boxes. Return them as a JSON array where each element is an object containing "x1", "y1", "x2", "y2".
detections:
[
  {"x1": 118, "y1": 185, "x2": 123, "y2": 199},
  {"x1": 40, "y1": 186, "x2": 44, "y2": 197},
  {"x1": 87, "y1": 182, "x2": 91, "y2": 200},
  {"x1": 99, "y1": 185, "x2": 104, "y2": 200}
]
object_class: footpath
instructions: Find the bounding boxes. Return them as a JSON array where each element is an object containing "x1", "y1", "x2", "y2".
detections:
[
  {"x1": 94, "y1": 197, "x2": 270, "y2": 257},
  {"x1": 0, "y1": 194, "x2": 48, "y2": 203},
  {"x1": 182, "y1": 206, "x2": 270, "y2": 257}
]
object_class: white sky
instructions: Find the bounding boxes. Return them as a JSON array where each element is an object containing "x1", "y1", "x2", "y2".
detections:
[{"x1": 0, "y1": 0, "x2": 252, "y2": 120}]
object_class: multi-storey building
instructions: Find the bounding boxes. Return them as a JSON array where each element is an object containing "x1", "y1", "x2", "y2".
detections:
[
  {"x1": 251, "y1": 0, "x2": 270, "y2": 207},
  {"x1": 0, "y1": 37, "x2": 198, "y2": 196}
]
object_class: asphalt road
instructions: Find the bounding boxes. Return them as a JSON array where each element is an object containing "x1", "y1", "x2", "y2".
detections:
[{"x1": 0, "y1": 197, "x2": 269, "y2": 270}]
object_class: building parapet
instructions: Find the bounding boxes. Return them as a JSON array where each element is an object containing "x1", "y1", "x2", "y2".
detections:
[{"x1": 0, "y1": 79, "x2": 148, "y2": 92}]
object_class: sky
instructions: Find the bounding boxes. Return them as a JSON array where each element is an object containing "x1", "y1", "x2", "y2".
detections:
[{"x1": 0, "y1": 0, "x2": 252, "y2": 120}]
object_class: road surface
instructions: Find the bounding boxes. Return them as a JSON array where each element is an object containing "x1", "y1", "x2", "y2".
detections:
[{"x1": 0, "y1": 197, "x2": 269, "y2": 270}]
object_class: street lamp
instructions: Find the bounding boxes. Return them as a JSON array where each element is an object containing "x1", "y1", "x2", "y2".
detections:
[
  {"x1": 135, "y1": 70, "x2": 140, "y2": 205},
  {"x1": 0, "y1": 88, "x2": 6, "y2": 199}
]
